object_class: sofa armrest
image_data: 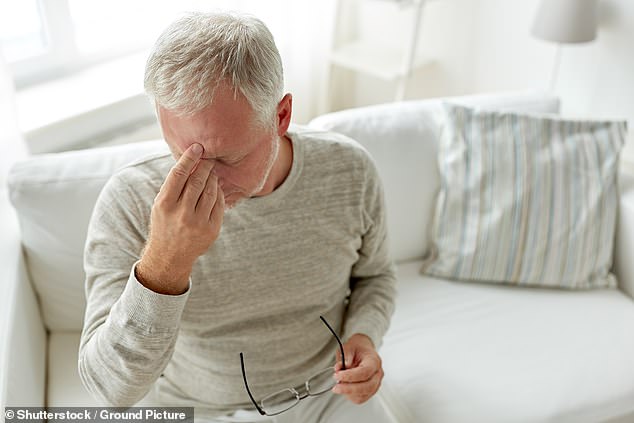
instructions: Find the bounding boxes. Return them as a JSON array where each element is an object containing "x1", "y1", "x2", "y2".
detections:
[
  {"x1": 613, "y1": 171, "x2": 634, "y2": 300},
  {"x1": 0, "y1": 190, "x2": 47, "y2": 407}
]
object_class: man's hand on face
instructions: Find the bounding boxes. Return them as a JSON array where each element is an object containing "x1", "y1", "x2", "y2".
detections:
[
  {"x1": 136, "y1": 143, "x2": 225, "y2": 295},
  {"x1": 332, "y1": 334, "x2": 384, "y2": 404}
]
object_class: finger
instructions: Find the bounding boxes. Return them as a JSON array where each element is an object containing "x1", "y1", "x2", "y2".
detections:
[
  {"x1": 334, "y1": 370, "x2": 382, "y2": 395},
  {"x1": 334, "y1": 342, "x2": 363, "y2": 376},
  {"x1": 338, "y1": 343, "x2": 355, "y2": 371},
  {"x1": 209, "y1": 185, "x2": 225, "y2": 225},
  {"x1": 195, "y1": 171, "x2": 218, "y2": 215},
  {"x1": 335, "y1": 348, "x2": 343, "y2": 370},
  {"x1": 332, "y1": 371, "x2": 382, "y2": 399},
  {"x1": 161, "y1": 144, "x2": 204, "y2": 203},
  {"x1": 335, "y1": 362, "x2": 379, "y2": 383},
  {"x1": 180, "y1": 159, "x2": 215, "y2": 207},
  {"x1": 334, "y1": 353, "x2": 353, "y2": 371}
]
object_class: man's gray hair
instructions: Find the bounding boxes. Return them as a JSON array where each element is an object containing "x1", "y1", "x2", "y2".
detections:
[{"x1": 144, "y1": 11, "x2": 284, "y2": 127}]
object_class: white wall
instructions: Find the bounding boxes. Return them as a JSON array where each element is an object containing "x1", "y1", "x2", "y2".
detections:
[
  {"x1": 334, "y1": 0, "x2": 478, "y2": 109},
  {"x1": 470, "y1": 0, "x2": 552, "y2": 93},
  {"x1": 471, "y1": 0, "x2": 634, "y2": 163},
  {"x1": 344, "y1": 0, "x2": 634, "y2": 163}
]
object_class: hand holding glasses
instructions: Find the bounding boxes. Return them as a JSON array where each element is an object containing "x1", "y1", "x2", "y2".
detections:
[{"x1": 239, "y1": 316, "x2": 347, "y2": 416}]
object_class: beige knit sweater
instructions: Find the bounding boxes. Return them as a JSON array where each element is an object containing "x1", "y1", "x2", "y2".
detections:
[{"x1": 79, "y1": 126, "x2": 396, "y2": 418}]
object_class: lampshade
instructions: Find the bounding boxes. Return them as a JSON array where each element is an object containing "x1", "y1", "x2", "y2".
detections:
[{"x1": 531, "y1": 0, "x2": 598, "y2": 43}]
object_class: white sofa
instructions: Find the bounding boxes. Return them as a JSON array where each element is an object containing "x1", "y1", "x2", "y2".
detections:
[{"x1": 2, "y1": 92, "x2": 634, "y2": 422}]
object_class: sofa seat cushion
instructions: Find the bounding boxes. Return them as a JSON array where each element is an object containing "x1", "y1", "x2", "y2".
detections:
[
  {"x1": 47, "y1": 332, "x2": 156, "y2": 407},
  {"x1": 379, "y1": 261, "x2": 634, "y2": 423}
]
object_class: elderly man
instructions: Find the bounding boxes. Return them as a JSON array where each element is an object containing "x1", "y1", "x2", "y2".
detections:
[{"x1": 79, "y1": 11, "x2": 396, "y2": 423}]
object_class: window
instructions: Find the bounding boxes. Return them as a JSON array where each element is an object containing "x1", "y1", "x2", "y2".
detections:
[
  {"x1": 0, "y1": 0, "x2": 238, "y2": 87},
  {"x1": 0, "y1": 0, "x2": 47, "y2": 63},
  {"x1": 67, "y1": 0, "x2": 186, "y2": 57}
]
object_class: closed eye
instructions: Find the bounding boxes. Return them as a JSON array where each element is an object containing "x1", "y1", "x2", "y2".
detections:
[
  {"x1": 201, "y1": 156, "x2": 243, "y2": 165},
  {"x1": 226, "y1": 156, "x2": 245, "y2": 165}
]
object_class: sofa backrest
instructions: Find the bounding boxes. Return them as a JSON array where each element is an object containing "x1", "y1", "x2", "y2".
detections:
[
  {"x1": 308, "y1": 91, "x2": 560, "y2": 262},
  {"x1": 8, "y1": 92, "x2": 559, "y2": 332},
  {"x1": 8, "y1": 141, "x2": 169, "y2": 331}
]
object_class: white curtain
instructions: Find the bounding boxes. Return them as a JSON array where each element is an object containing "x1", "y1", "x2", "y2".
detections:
[
  {"x1": 273, "y1": 0, "x2": 338, "y2": 123},
  {"x1": 0, "y1": 55, "x2": 27, "y2": 194}
]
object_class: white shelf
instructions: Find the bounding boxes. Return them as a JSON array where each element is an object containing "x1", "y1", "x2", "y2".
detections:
[
  {"x1": 330, "y1": 40, "x2": 432, "y2": 81},
  {"x1": 325, "y1": 0, "x2": 431, "y2": 106}
]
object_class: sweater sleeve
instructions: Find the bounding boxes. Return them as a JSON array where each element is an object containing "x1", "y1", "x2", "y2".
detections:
[
  {"x1": 343, "y1": 154, "x2": 397, "y2": 349},
  {"x1": 78, "y1": 171, "x2": 190, "y2": 406}
]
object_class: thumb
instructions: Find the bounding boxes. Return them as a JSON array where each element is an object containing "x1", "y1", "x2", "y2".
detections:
[{"x1": 335, "y1": 341, "x2": 356, "y2": 371}]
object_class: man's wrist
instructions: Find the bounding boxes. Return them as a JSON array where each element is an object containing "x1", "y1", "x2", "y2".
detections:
[{"x1": 135, "y1": 251, "x2": 192, "y2": 295}]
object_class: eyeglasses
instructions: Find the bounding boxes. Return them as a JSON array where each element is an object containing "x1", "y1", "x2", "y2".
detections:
[{"x1": 239, "y1": 315, "x2": 347, "y2": 416}]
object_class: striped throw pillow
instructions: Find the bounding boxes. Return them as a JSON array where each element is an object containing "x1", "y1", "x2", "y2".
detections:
[{"x1": 422, "y1": 103, "x2": 627, "y2": 289}]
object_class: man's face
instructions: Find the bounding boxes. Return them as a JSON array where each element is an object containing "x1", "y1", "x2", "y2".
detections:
[{"x1": 157, "y1": 84, "x2": 278, "y2": 209}]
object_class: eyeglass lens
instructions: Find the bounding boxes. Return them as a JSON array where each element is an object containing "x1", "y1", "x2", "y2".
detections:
[
  {"x1": 260, "y1": 367, "x2": 337, "y2": 414},
  {"x1": 306, "y1": 367, "x2": 337, "y2": 395},
  {"x1": 261, "y1": 388, "x2": 300, "y2": 415}
]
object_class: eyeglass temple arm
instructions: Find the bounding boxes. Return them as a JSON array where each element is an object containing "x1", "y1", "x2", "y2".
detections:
[
  {"x1": 319, "y1": 315, "x2": 346, "y2": 371},
  {"x1": 239, "y1": 352, "x2": 266, "y2": 415}
]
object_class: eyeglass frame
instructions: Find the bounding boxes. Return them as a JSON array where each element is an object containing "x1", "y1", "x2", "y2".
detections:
[{"x1": 239, "y1": 315, "x2": 347, "y2": 416}]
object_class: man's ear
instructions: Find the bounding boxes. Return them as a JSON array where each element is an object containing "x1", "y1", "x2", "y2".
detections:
[{"x1": 276, "y1": 93, "x2": 293, "y2": 137}]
